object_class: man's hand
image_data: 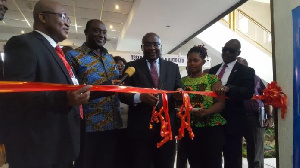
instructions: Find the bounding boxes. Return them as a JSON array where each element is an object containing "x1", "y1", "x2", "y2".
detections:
[
  {"x1": 67, "y1": 85, "x2": 92, "y2": 106},
  {"x1": 215, "y1": 85, "x2": 230, "y2": 96},
  {"x1": 140, "y1": 93, "x2": 159, "y2": 106},
  {"x1": 264, "y1": 117, "x2": 274, "y2": 128},
  {"x1": 112, "y1": 79, "x2": 121, "y2": 85},
  {"x1": 192, "y1": 108, "x2": 211, "y2": 117},
  {"x1": 173, "y1": 88, "x2": 183, "y2": 100}
]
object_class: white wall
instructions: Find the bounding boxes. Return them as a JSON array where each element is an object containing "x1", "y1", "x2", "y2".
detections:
[{"x1": 273, "y1": 0, "x2": 300, "y2": 167}]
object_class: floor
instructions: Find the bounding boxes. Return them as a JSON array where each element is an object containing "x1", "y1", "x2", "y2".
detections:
[{"x1": 1, "y1": 158, "x2": 276, "y2": 168}]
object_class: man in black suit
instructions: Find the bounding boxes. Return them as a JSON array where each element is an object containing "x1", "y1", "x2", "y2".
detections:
[
  {"x1": 209, "y1": 39, "x2": 255, "y2": 168},
  {"x1": 119, "y1": 32, "x2": 182, "y2": 168},
  {"x1": 0, "y1": 0, "x2": 91, "y2": 167}
]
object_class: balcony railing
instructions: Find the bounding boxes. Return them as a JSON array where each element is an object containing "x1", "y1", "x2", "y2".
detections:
[{"x1": 221, "y1": 9, "x2": 272, "y2": 54}]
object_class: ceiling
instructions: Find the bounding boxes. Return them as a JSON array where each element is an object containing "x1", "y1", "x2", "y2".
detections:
[{"x1": 0, "y1": 0, "x2": 246, "y2": 53}]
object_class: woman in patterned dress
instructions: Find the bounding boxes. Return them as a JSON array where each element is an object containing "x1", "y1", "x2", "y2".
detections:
[{"x1": 181, "y1": 45, "x2": 226, "y2": 168}]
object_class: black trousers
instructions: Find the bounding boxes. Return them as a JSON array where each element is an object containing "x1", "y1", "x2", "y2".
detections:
[
  {"x1": 176, "y1": 140, "x2": 187, "y2": 168},
  {"x1": 244, "y1": 115, "x2": 265, "y2": 168},
  {"x1": 113, "y1": 128, "x2": 131, "y2": 168},
  {"x1": 128, "y1": 129, "x2": 176, "y2": 168},
  {"x1": 182, "y1": 126, "x2": 225, "y2": 168},
  {"x1": 9, "y1": 162, "x2": 73, "y2": 168},
  {"x1": 223, "y1": 132, "x2": 243, "y2": 168},
  {"x1": 73, "y1": 130, "x2": 118, "y2": 168}
]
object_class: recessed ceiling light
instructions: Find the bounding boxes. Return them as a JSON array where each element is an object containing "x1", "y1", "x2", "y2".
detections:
[
  {"x1": 111, "y1": 29, "x2": 116, "y2": 32},
  {"x1": 110, "y1": 25, "x2": 113, "y2": 29},
  {"x1": 21, "y1": 30, "x2": 25, "y2": 34},
  {"x1": 115, "y1": 5, "x2": 119, "y2": 10}
]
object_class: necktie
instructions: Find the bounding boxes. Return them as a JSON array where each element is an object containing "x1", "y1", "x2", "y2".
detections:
[
  {"x1": 217, "y1": 64, "x2": 228, "y2": 79},
  {"x1": 55, "y1": 46, "x2": 84, "y2": 119},
  {"x1": 150, "y1": 61, "x2": 159, "y2": 88}
]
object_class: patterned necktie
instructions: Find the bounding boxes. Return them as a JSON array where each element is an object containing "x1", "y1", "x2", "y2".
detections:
[
  {"x1": 55, "y1": 46, "x2": 84, "y2": 119},
  {"x1": 150, "y1": 61, "x2": 159, "y2": 88},
  {"x1": 217, "y1": 64, "x2": 228, "y2": 79}
]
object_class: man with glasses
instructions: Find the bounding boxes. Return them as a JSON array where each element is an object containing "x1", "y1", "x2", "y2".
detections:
[
  {"x1": 209, "y1": 39, "x2": 255, "y2": 168},
  {"x1": 119, "y1": 32, "x2": 182, "y2": 168},
  {"x1": 0, "y1": 0, "x2": 91, "y2": 167}
]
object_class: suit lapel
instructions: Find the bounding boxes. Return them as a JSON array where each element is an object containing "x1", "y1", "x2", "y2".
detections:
[
  {"x1": 211, "y1": 64, "x2": 222, "y2": 75},
  {"x1": 158, "y1": 58, "x2": 166, "y2": 89},
  {"x1": 32, "y1": 31, "x2": 72, "y2": 84},
  {"x1": 227, "y1": 62, "x2": 239, "y2": 84}
]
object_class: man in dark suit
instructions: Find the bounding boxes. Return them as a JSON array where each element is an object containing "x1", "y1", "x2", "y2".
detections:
[
  {"x1": 0, "y1": 0, "x2": 91, "y2": 167},
  {"x1": 209, "y1": 39, "x2": 255, "y2": 168},
  {"x1": 119, "y1": 32, "x2": 182, "y2": 168}
]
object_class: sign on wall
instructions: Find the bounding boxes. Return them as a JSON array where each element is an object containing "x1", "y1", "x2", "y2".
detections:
[
  {"x1": 293, "y1": 6, "x2": 300, "y2": 168},
  {"x1": 110, "y1": 51, "x2": 212, "y2": 68}
]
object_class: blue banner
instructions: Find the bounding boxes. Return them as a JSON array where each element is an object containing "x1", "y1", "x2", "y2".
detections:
[{"x1": 293, "y1": 6, "x2": 300, "y2": 168}]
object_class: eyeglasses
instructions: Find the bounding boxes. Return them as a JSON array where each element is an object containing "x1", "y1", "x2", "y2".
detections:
[
  {"x1": 142, "y1": 43, "x2": 161, "y2": 49},
  {"x1": 222, "y1": 47, "x2": 239, "y2": 54},
  {"x1": 41, "y1": 11, "x2": 71, "y2": 25}
]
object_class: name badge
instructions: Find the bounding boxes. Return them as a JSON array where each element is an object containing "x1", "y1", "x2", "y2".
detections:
[{"x1": 71, "y1": 76, "x2": 79, "y2": 85}]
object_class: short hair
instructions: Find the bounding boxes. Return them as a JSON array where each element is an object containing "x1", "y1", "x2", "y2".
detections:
[
  {"x1": 227, "y1": 39, "x2": 241, "y2": 51},
  {"x1": 187, "y1": 44, "x2": 208, "y2": 59},
  {"x1": 84, "y1": 19, "x2": 102, "y2": 34},
  {"x1": 114, "y1": 56, "x2": 127, "y2": 64},
  {"x1": 142, "y1": 32, "x2": 160, "y2": 44}
]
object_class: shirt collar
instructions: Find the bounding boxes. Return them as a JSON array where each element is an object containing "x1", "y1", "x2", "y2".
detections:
[
  {"x1": 146, "y1": 58, "x2": 160, "y2": 64},
  {"x1": 34, "y1": 30, "x2": 57, "y2": 47},
  {"x1": 222, "y1": 60, "x2": 237, "y2": 69},
  {"x1": 79, "y1": 42, "x2": 108, "y2": 56}
]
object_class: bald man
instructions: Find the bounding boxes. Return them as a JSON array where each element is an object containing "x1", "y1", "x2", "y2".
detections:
[
  {"x1": 209, "y1": 39, "x2": 255, "y2": 168},
  {"x1": 1, "y1": 0, "x2": 91, "y2": 167}
]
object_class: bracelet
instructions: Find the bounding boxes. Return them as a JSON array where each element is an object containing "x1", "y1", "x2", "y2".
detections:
[{"x1": 267, "y1": 115, "x2": 273, "y2": 118}]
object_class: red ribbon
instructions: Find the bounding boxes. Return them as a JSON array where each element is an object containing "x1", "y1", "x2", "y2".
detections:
[
  {"x1": 176, "y1": 92, "x2": 194, "y2": 141},
  {"x1": 253, "y1": 81, "x2": 287, "y2": 119},
  {"x1": 0, "y1": 81, "x2": 288, "y2": 146},
  {"x1": 150, "y1": 93, "x2": 173, "y2": 148}
]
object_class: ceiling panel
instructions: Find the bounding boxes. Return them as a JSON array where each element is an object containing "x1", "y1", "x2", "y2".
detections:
[
  {"x1": 122, "y1": 0, "x2": 135, "y2": 2},
  {"x1": 103, "y1": 22, "x2": 123, "y2": 31},
  {"x1": 103, "y1": 0, "x2": 133, "y2": 14},
  {"x1": 75, "y1": 0, "x2": 103, "y2": 10},
  {"x1": 76, "y1": 18, "x2": 90, "y2": 27},
  {"x1": 101, "y1": 11, "x2": 127, "y2": 24},
  {"x1": 54, "y1": 0, "x2": 73, "y2": 6},
  {"x1": 76, "y1": 7, "x2": 101, "y2": 19},
  {"x1": 4, "y1": 11, "x2": 24, "y2": 21}
]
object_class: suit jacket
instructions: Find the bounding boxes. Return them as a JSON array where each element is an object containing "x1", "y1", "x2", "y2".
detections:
[
  {"x1": 209, "y1": 62, "x2": 255, "y2": 136},
  {"x1": 0, "y1": 31, "x2": 80, "y2": 166},
  {"x1": 119, "y1": 58, "x2": 182, "y2": 139}
]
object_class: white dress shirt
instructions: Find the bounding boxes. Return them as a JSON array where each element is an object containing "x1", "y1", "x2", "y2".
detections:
[
  {"x1": 134, "y1": 58, "x2": 160, "y2": 103},
  {"x1": 216, "y1": 60, "x2": 237, "y2": 85}
]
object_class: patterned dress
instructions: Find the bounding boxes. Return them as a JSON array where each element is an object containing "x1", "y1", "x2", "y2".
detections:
[
  {"x1": 181, "y1": 74, "x2": 226, "y2": 127},
  {"x1": 66, "y1": 43, "x2": 122, "y2": 132}
]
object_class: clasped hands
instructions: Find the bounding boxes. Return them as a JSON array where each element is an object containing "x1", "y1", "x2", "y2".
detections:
[
  {"x1": 140, "y1": 88, "x2": 183, "y2": 106},
  {"x1": 215, "y1": 85, "x2": 230, "y2": 96}
]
